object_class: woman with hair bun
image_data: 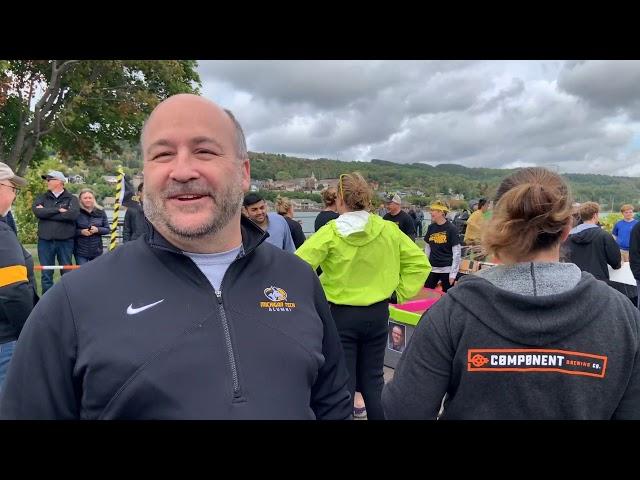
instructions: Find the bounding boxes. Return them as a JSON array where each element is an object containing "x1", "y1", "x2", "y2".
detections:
[
  {"x1": 275, "y1": 196, "x2": 306, "y2": 249},
  {"x1": 383, "y1": 167, "x2": 640, "y2": 419},
  {"x1": 296, "y1": 172, "x2": 430, "y2": 420},
  {"x1": 315, "y1": 186, "x2": 340, "y2": 232}
]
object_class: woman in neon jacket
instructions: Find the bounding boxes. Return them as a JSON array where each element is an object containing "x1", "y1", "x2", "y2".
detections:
[{"x1": 296, "y1": 172, "x2": 430, "y2": 420}]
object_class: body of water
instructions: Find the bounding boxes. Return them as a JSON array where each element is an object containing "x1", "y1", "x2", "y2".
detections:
[
  {"x1": 108, "y1": 208, "x2": 434, "y2": 239},
  {"x1": 294, "y1": 211, "x2": 436, "y2": 238},
  {"x1": 107, "y1": 208, "x2": 323, "y2": 238},
  {"x1": 293, "y1": 211, "x2": 321, "y2": 237}
]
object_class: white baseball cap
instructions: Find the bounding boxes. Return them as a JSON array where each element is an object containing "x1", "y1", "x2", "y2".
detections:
[{"x1": 41, "y1": 170, "x2": 67, "y2": 183}]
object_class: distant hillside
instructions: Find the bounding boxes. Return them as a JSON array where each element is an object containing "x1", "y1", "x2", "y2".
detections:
[{"x1": 249, "y1": 152, "x2": 640, "y2": 208}]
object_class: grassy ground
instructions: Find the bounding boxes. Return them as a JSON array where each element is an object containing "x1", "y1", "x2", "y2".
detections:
[{"x1": 24, "y1": 244, "x2": 44, "y2": 297}]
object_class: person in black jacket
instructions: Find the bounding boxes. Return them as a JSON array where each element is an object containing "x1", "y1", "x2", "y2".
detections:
[
  {"x1": 32, "y1": 170, "x2": 80, "y2": 294},
  {"x1": 628, "y1": 221, "x2": 640, "y2": 307},
  {"x1": 74, "y1": 189, "x2": 110, "y2": 265},
  {"x1": 0, "y1": 163, "x2": 34, "y2": 391},
  {"x1": 565, "y1": 201, "x2": 621, "y2": 283},
  {"x1": 383, "y1": 193, "x2": 416, "y2": 241},
  {"x1": 123, "y1": 182, "x2": 148, "y2": 242},
  {"x1": 1, "y1": 210, "x2": 17, "y2": 235},
  {"x1": 0, "y1": 94, "x2": 351, "y2": 420},
  {"x1": 275, "y1": 196, "x2": 305, "y2": 249}
]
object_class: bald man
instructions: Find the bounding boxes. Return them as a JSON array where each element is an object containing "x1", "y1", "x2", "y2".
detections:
[{"x1": 0, "y1": 94, "x2": 352, "y2": 420}]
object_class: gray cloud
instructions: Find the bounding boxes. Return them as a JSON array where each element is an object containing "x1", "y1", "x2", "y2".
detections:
[
  {"x1": 198, "y1": 60, "x2": 640, "y2": 175},
  {"x1": 558, "y1": 60, "x2": 640, "y2": 114}
]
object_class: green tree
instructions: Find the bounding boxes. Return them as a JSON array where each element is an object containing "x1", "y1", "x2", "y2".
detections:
[
  {"x1": 0, "y1": 60, "x2": 200, "y2": 175},
  {"x1": 601, "y1": 212, "x2": 622, "y2": 234},
  {"x1": 275, "y1": 171, "x2": 292, "y2": 181}
]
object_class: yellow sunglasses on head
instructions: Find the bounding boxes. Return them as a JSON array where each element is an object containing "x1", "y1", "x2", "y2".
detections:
[{"x1": 339, "y1": 173, "x2": 348, "y2": 199}]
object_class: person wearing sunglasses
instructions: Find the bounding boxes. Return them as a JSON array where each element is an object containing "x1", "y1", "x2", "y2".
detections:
[
  {"x1": 32, "y1": 170, "x2": 80, "y2": 294},
  {"x1": 0, "y1": 162, "x2": 35, "y2": 392}
]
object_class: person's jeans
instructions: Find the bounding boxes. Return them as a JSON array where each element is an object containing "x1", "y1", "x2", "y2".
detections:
[
  {"x1": 75, "y1": 255, "x2": 98, "y2": 265},
  {"x1": 38, "y1": 238, "x2": 74, "y2": 294},
  {"x1": 329, "y1": 300, "x2": 389, "y2": 420},
  {"x1": 0, "y1": 340, "x2": 17, "y2": 393}
]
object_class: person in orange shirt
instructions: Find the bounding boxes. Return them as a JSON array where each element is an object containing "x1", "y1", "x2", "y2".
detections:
[{"x1": 464, "y1": 198, "x2": 489, "y2": 245}]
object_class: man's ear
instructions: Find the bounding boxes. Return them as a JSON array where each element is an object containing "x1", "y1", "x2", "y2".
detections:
[{"x1": 240, "y1": 158, "x2": 251, "y2": 193}]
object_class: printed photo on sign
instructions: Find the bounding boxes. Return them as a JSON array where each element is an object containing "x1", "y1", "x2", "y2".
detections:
[{"x1": 388, "y1": 321, "x2": 406, "y2": 353}]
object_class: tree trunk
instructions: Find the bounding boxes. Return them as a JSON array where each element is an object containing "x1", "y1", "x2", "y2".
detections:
[
  {"x1": 7, "y1": 118, "x2": 28, "y2": 171},
  {"x1": 6, "y1": 60, "x2": 79, "y2": 173},
  {"x1": 17, "y1": 137, "x2": 38, "y2": 176}
]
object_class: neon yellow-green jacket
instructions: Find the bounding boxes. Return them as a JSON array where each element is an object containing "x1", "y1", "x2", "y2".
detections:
[{"x1": 295, "y1": 214, "x2": 431, "y2": 306}]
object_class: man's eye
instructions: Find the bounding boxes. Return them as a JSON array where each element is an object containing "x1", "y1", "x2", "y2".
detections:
[
  {"x1": 153, "y1": 152, "x2": 173, "y2": 160},
  {"x1": 196, "y1": 149, "x2": 216, "y2": 155}
]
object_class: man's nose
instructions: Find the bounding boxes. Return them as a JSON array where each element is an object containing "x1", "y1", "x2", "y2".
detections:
[{"x1": 169, "y1": 149, "x2": 201, "y2": 182}]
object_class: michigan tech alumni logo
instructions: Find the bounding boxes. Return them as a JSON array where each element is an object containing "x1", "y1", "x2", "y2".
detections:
[{"x1": 260, "y1": 286, "x2": 297, "y2": 312}]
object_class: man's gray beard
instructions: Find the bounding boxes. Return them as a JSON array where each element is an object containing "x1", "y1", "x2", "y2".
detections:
[{"x1": 144, "y1": 185, "x2": 244, "y2": 239}]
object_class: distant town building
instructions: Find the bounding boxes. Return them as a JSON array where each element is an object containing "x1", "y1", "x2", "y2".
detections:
[
  {"x1": 102, "y1": 175, "x2": 119, "y2": 185},
  {"x1": 132, "y1": 173, "x2": 144, "y2": 191},
  {"x1": 319, "y1": 178, "x2": 340, "y2": 189},
  {"x1": 68, "y1": 174, "x2": 85, "y2": 184}
]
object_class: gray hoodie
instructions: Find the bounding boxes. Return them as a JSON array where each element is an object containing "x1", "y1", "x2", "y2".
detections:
[{"x1": 382, "y1": 262, "x2": 640, "y2": 419}]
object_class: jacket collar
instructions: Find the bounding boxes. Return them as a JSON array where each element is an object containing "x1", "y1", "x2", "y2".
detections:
[
  {"x1": 146, "y1": 215, "x2": 269, "y2": 257},
  {"x1": 46, "y1": 188, "x2": 69, "y2": 199}
]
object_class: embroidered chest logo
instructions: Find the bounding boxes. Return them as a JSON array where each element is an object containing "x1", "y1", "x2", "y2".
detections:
[
  {"x1": 260, "y1": 286, "x2": 297, "y2": 312},
  {"x1": 467, "y1": 348, "x2": 607, "y2": 378}
]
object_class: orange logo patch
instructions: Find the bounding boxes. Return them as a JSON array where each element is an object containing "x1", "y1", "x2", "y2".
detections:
[
  {"x1": 470, "y1": 354, "x2": 490, "y2": 367},
  {"x1": 467, "y1": 348, "x2": 607, "y2": 378}
]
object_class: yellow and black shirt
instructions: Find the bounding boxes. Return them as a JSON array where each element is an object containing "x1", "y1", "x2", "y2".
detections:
[{"x1": 425, "y1": 220, "x2": 460, "y2": 268}]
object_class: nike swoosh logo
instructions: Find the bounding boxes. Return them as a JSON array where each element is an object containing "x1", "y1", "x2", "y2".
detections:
[{"x1": 126, "y1": 299, "x2": 165, "y2": 315}]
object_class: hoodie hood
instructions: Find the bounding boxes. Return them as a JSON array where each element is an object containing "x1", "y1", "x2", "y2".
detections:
[
  {"x1": 331, "y1": 212, "x2": 385, "y2": 246},
  {"x1": 569, "y1": 223, "x2": 600, "y2": 244},
  {"x1": 447, "y1": 271, "x2": 612, "y2": 346},
  {"x1": 334, "y1": 210, "x2": 370, "y2": 236}
]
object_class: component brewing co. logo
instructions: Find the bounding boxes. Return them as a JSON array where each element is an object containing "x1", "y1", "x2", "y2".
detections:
[{"x1": 467, "y1": 348, "x2": 607, "y2": 378}]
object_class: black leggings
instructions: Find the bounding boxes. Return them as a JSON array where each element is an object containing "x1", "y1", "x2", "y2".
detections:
[
  {"x1": 425, "y1": 271, "x2": 453, "y2": 292},
  {"x1": 329, "y1": 300, "x2": 389, "y2": 420}
]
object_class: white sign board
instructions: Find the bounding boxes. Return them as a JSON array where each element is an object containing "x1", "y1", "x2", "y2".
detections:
[{"x1": 608, "y1": 262, "x2": 637, "y2": 286}]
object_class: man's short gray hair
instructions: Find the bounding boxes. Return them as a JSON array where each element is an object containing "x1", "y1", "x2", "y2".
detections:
[{"x1": 224, "y1": 109, "x2": 248, "y2": 160}]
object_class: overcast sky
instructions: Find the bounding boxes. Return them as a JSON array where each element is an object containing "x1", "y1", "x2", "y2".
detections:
[{"x1": 197, "y1": 60, "x2": 640, "y2": 176}]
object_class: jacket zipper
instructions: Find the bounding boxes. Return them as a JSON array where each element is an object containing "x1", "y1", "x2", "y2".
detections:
[{"x1": 215, "y1": 288, "x2": 242, "y2": 399}]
